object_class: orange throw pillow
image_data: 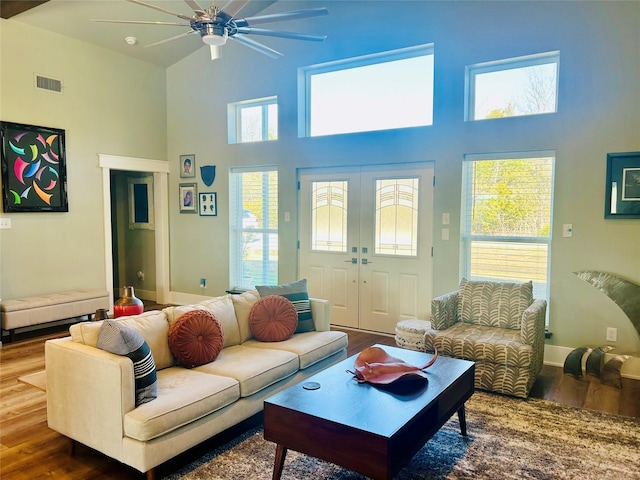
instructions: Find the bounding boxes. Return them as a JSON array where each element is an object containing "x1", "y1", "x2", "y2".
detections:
[
  {"x1": 168, "y1": 310, "x2": 224, "y2": 367},
  {"x1": 249, "y1": 295, "x2": 298, "y2": 342}
]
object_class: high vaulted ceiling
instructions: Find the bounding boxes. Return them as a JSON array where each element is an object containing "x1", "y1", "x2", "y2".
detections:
[{"x1": 0, "y1": 0, "x2": 289, "y2": 68}]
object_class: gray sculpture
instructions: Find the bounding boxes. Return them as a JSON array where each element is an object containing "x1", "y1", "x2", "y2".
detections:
[{"x1": 574, "y1": 271, "x2": 640, "y2": 336}]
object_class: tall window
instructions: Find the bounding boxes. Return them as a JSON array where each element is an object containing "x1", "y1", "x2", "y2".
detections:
[
  {"x1": 227, "y1": 96, "x2": 278, "y2": 144},
  {"x1": 461, "y1": 152, "x2": 555, "y2": 302},
  {"x1": 299, "y1": 44, "x2": 434, "y2": 137},
  {"x1": 466, "y1": 51, "x2": 559, "y2": 121},
  {"x1": 229, "y1": 167, "x2": 278, "y2": 289}
]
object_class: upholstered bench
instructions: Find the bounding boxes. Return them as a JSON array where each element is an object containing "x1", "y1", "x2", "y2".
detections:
[
  {"x1": 395, "y1": 319, "x2": 432, "y2": 352},
  {"x1": 1, "y1": 289, "x2": 110, "y2": 342}
]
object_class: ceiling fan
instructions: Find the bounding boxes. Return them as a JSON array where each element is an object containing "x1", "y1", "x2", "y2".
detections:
[{"x1": 93, "y1": 0, "x2": 328, "y2": 60}]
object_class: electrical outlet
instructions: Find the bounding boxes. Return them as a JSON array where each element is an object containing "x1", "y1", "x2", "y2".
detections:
[{"x1": 606, "y1": 327, "x2": 617, "y2": 342}]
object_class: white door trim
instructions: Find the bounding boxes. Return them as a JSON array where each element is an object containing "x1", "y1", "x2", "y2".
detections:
[{"x1": 99, "y1": 154, "x2": 170, "y2": 307}]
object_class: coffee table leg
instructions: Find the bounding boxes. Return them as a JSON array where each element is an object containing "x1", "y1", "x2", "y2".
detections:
[
  {"x1": 272, "y1": 444, "x2": 288, "y2": 480},
  {"x1": 457, "y1": 405, "x2": 468, "y2": 437}
]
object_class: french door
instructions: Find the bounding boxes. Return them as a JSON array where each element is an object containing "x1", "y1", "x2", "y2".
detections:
[{"x1": 298, "y1": 163, "x2": 434, "y2": 334}]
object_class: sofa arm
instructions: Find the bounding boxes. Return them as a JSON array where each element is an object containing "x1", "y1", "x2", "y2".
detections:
[
  {"x1": 430, "y1": 290, "x2": 460, "y2": 330},
  {"x1": 520, "y1": 299, "x2": 547, "y2": 375},
  {"x1": 310, "y1": 298, "x2": 331, "y2": 331},
  {"x1": 520, "y1": 299, "x2": 547, "y2": 345},
  {"x1": 45, "y1": 337, "x2": 136, "y2": 462}
]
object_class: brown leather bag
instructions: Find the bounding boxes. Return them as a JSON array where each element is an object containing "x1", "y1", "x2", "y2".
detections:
[{"x1": 347, "y1": 346, "x2": 438, "y2": 385}]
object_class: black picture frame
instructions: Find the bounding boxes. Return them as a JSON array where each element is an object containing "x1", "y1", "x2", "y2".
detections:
[
  {"x1": 605, "y1": 151, "x2": 640, "y2": 219},
  {"x1": 0, "y1": 121, "x2": 68, "y2": 212},
  {"x1": 199, "y1": 192, "x2": 217, "y2": 216}
]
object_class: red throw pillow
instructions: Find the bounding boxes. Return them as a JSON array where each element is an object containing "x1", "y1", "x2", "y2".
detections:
[
  {"x1": 168, "y1": 310, "x2": 224, "y2": 368},
  {"x1": 249, "y1": 295, "x2": 298, "y2": 342}
]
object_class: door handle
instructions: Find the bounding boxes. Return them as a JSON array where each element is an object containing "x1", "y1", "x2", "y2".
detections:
[
  {"x1": 361, "y1": 258, "x2": 373, "y2": 265},
  {"x1": 345, "y1": 258, "x2": 357, "y2": 264}
]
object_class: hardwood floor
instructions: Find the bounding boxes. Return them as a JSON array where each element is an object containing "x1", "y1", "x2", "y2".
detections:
[{"x1": 1, "y1": 323, "x2": 638, "y2": 480}]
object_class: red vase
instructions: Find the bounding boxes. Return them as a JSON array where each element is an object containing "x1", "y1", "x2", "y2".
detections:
[{"x1": 113, "y1": 286, "x2": 144, "y2": 318}]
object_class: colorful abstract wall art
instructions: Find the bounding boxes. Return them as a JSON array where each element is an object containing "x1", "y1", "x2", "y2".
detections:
[{"x1": 0, "y1": 121, "x2": 68, "y2": 212}]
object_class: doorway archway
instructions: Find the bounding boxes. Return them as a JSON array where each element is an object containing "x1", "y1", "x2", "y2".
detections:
[{"x1": 99, "y1": 154, "x2": 170, "y2": 306}]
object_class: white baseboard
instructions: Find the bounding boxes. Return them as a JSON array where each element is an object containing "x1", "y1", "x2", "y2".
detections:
[{"x1": 544, "y1": 345, "x2": 640, "y2": 380}]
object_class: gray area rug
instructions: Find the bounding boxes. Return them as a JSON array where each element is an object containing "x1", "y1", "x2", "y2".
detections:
[{"x1": 164, "y1": 391, "x2": 640, "y2": 480}]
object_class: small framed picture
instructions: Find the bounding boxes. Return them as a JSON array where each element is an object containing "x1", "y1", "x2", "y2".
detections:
[
  {"x1": 605, "y1": 151, "x2": 640, "y2": 218},
  {"x1": 179, "y1": 183, "x2": 197, "y2": 213},
  {"x1": 180, "y1": 154, "x2": 196, "y2": 178},
  {"x1": 199, "y1": 192, "x2": 217, "y2": 216}
]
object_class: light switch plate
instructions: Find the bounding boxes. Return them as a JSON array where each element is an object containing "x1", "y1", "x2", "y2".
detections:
[
  {"x1": 442, "y1": 228, "x2": 449, "y2": 240},
  {"x1": 562, "y1": 224, "x2": 573, "y2": 237},
  {"x1": 442, "y1": 213, "x2": 450, "y2": 225}
]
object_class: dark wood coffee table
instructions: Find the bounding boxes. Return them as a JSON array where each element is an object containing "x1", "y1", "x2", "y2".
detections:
[{"x1": 264, "y1": 344, "x2": 475, "y2": 480}]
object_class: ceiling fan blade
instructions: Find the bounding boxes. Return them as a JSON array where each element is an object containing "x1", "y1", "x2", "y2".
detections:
[
  {"x1": 235, "y1": 27, "x2": 326, "y2": 42},
  {"x1": 235, "y1": 1, "x2": 277, "y2": 19},
  {"x1": 126, "y1": 0, "x2": 194, "y2": 22},
  {"x1": 92, "y1": 19, "x2": 191, "y2": 27},
  {"x1": 144, "y1": 30, "x2": 197, "y2": 48},
  {"x1": 221, "y1": 0, "x2": 251, "y2": 18},
  {"x1": 210, "y1": 44, "x2": 221, "y2": 60},
  {"x1": 235, "y1": 7, "x2": 329, "y2": 27},
  {"x1": 183, "y1": 0, "x2": 205, "y2": 14},
  {"x1": 229, "y1": 34, "x2": 283, "y2": 59}
]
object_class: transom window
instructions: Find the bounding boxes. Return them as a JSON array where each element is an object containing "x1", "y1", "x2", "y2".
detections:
[
  {"x1": 466, "y1": 51, "x2": 559, "y2": 121},
  {"x1": 227, "y1": 96, "x2": 278, "y2": 144},
  {"x1": 299, "y1": 44, "x2": 434, "y2": 137},
  {"x1": 461, "y1": 152, "x2": 555, "y2": 303}
]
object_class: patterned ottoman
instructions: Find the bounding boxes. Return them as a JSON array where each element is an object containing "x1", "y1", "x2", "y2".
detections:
[{"x1": 395, "y1": 319, "x2": 432, "y2": 352}]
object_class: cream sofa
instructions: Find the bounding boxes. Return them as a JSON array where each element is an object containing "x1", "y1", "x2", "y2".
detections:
[{"x1": 45, "y1": 291, "x2": 348, "y2": 480}]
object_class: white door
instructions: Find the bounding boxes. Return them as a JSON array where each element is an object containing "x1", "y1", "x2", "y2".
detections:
[{"x1": 298, "y1": 163, "x2": 434, "y2": 334}]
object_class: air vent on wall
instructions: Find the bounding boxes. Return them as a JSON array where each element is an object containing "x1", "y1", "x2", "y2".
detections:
[{"x1": 34, "y1": 74, "x2": 63, "y2": 94}]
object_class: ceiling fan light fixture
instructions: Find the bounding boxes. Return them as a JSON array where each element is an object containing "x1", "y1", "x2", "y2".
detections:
[
  {"x1": 202, "y1": 34, "x2": 227, "y2": 46},
  {"x1": 201, "y1": 23, "x2": 227, "y2": 46}
]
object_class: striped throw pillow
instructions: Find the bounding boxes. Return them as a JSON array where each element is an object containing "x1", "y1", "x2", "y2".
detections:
[
  {"x1": 256, "y1": 279, "x2": 314, "y2": 333},
  {"x1": 97, "y1": 320, "x2": 158, "y2": 406}
]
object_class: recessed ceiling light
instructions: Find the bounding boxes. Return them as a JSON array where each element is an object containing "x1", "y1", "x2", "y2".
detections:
[{"x1": 124, "y1": 36, "x2": 138, "y2": 46}]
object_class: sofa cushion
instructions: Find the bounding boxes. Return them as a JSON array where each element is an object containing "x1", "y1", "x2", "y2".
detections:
[
  {"x1": 163, "y1": 295, "x2": 240, "y2": 347},
  {"x1": 168, "y1": 310, "x2": 224, "y2": 368},
  {"x1": 458, "y1": 279, "x2": 533, "y2": 329},
  {"x1": 424, "y1": 322, "x2": 533, "y2": 368},
  {"x1": 243, "y1": 330, "x2": 348, "y2": 369},
  {"x1": 249, "y1": 295, "x2": 298, "y2": 342},
  {"x1": 194, "y1": 345, "x2": 299, "y2": 397},
  {"x1": 231, "y1": 290, "x2": 260, "y2": 343},
  {"x1": 124, "y1": 367, "x2": 239, "y2": 442},
  {"x1": 70, "y1": 310, "x2": 174, "y2": 370},
  {"x1": 96, "y1": 320, "x2": 158, "y2": 406},
  {"x1": 256, "y1": 279, "x2": 314, "y2": 333}
]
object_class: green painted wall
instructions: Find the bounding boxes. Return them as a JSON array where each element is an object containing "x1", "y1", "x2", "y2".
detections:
[
  {"x1": 0, "y1": 20, "x2": 166, "y2": 300},
  {"x1": 165, "y1": 1, "x2": 639, "y2": 352},
  {"x1": 1, "y1": 2, "x2": 638, "y2": 355}
]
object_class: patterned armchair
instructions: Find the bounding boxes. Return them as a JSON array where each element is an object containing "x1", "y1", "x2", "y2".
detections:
[{"x1": 424, "y1": 279, "x2": 546, "y2": 398}]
